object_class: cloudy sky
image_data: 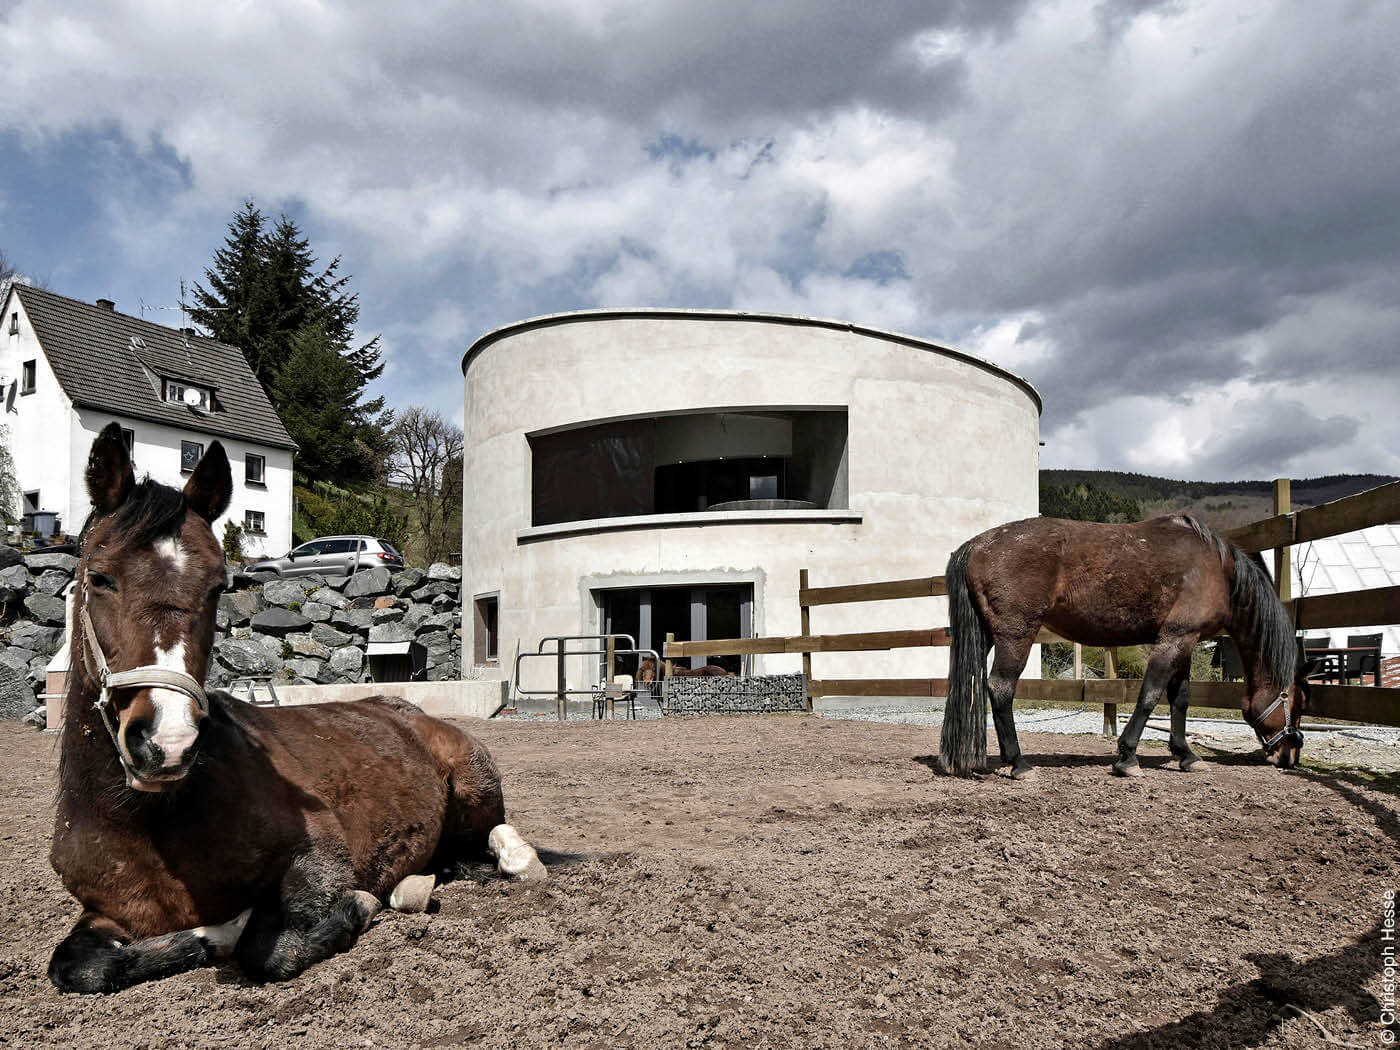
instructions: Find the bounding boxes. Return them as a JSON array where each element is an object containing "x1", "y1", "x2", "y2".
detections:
[{"x1": 1, "y1": 0, "x2": 1395, "y2": 481}]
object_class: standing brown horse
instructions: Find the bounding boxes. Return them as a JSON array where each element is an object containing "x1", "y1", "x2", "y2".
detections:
[
  {"x1": 940, "y1": 515, "x2": 1314, "y2": 780},
  {"x1": 49, "y1": 424, "x2": 540, "y2": 994}
]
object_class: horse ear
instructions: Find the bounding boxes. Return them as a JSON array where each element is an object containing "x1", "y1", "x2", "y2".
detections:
[
  {"x1": 86, "y1": 422, "x2": 135, "y2": 514},
  {"x1": 183, "y1": 441, "x2": 232, "y2": 523}
]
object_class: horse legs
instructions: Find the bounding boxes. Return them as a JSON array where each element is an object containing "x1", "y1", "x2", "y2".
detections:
[
  {"x1": 234, "y1": 842, "x2": 381, "y2": 983},
  {"x1": 989, "y1": 635, "x2": 1035, "y2": 780},
  {"x1": 1166, "y1": 672, "x2": 1206, "y2": 772},
  {"x1": 1113, "y1": 638, "x2": 1195, "y2": 777},
  {"x1": 48, "y1": 908, "x2": 250, "y2": 994}
]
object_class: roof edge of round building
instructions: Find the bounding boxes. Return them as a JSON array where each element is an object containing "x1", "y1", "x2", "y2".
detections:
[{"x1": 460, "y1": 308, "x2": 1042, "y2": 415}]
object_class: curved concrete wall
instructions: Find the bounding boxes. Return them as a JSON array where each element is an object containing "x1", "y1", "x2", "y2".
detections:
[{"x1": 461, "y1": 311, "x2": 1041, "y2": 694}]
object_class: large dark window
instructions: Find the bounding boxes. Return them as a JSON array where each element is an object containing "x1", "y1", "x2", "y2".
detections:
[
  {"x1": 474, "y1": 595, "x2": 499, "y2": 665},
  {"x1": 600, "y1": 584, "x2": 753, "y2": 676},
  {"x1": 530, "y1": 409, "x2": 847, "y2": 527}
]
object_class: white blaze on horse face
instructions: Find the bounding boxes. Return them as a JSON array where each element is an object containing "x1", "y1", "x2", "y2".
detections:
[
  {"x1": 154, "y1": 536, "x2": 188, "y2": 574},
  {"x1": 149, "y1": 639, "x2": 199, "y2": 768}
]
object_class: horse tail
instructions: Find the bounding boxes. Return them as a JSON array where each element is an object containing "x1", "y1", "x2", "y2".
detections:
[{"x1": 940, "y1": 539, "x2": 989, "y2": 775}]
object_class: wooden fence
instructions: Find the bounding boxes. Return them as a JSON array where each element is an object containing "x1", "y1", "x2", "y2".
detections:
[{"x1": 665, "y1": 479, "x2": 1400, "y2": 728}]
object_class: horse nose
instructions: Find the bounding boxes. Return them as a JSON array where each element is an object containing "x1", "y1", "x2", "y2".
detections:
[{"x1": 122, "y1": 716, "x2": 163, "y2": 768}]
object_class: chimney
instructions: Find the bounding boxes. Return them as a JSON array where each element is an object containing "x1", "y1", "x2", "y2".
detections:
[{"x1": 95, "y1": 298, "x2": 115, "y2": 311}]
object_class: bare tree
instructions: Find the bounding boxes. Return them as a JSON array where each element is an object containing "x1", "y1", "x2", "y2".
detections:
[
  {"x1": 0, "y1": 248, "x2": 17, "y2": 304},
  {"x1": 387, "y1": 407, "x2": 464, "y2": 565}
]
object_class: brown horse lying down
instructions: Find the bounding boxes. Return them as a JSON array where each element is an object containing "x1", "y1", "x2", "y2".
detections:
[
  {"x1": 940, "y1": 514, "x2": 1315, "y2": 781},
  {"x1": 48, "y1": 424, "x2": 542, "y2": 994},
  {"x1": 636, "y1": 655, "x2": 735, "y2": 681}
]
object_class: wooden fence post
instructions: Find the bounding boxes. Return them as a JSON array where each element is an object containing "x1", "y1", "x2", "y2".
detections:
[
  {"x1": 605, "y1": 635, "x2": 616, "y2": 720},
  {"x1": 1103, "y1": 647, "x2": 1118, "y2": 738},
  {"x1": 664, "y1": 632, "x2": 675, "y2": 680},
  {"x1": 800, "y1": 569, "x2": 814, "y2": 712},
  {"x1": 1073, "y1": 642, "x2": 1083, "y2": 683},
  {"x1": 1273, "y1": 478, "x2": 1292, "y2": 603}
]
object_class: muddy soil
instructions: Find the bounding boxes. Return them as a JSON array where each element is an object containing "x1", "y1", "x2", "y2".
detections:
[{"x1": 0, "y1": 717, "x2": 1396, "y2": 1049}]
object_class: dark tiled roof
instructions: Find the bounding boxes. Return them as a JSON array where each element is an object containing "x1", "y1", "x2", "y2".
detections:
[{"x1": 12, "y1": 285, "x2": 297, "y2": 451}]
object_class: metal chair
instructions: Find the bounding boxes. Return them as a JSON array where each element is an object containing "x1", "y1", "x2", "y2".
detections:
[
  {"x1": 1301, "y1": 635, "x2": 1342, "y2": 684},
  {"x1": 1213, "y1": 638, "x2": 1245, "y2": 681},
  {"x1": 1346, "y1": 634, "x2": 1383, "y2": 685},
  {"x1": 592, "y1": 675, "x2": 637, "y2": 719}
]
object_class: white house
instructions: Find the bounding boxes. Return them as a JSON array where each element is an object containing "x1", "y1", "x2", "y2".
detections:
[{"x1": 1, "y1": 285, "x2": 296, "y2": 558}]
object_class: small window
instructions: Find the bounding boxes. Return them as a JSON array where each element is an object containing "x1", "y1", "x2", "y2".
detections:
[
  {"x1": 180, "y1": 440, "x2": 203, "y2": 473},
  {"x1": 20, "y1": 360, "x2": 35, "y2": 394},
  {"x1": 22, "y1": 491, "x2": 39, "y2": 515},
  {"x1": 7, "y1": 312, "x2": 17, "y2": 336},
  {"x1": 244, "y1": 510, "x2": 265, "y2": 535},
  {"x1": 245, "y1": 454, "x2": 265, "y2": 485},
  {"x1": 120, "y1": 428, "x2": 134, "y2": 454},
  {"x1": 474, "y1": 595, "x2": 499, "y2": 665},
  {"x1": 165, "y1": 379, "x2": 209, "y2": 410}
]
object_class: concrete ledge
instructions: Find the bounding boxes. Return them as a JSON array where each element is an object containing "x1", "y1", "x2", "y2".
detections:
[
  {"x1": 275, "y1": 679, "x2": 508, "y2": 720},
  {"x1": 518, "y1": 508, "x2": 863, "y2": 543}
]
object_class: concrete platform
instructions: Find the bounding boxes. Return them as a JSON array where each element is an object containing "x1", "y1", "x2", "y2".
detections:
[{"x1": 274, "y1": 679, "x2": 508, "y2": 720}]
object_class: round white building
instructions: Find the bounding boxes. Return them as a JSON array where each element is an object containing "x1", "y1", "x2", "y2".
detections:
[{"x1": 460, "y1": 310, "x2": 1041, "y2": 698}]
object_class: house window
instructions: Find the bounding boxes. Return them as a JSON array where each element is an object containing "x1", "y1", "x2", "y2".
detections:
[
  {"x1": 474, "y1": 595, "x2": 499, "y2": 665},
  {"x1": 180, "y1": 440, "x2": 203, "y2": 473},
  {"x1": 165, "y1": 379, "x2": 210, "y2": 410},
  {"x1": 245, "y1": 454, "x2": 266, "y2": 485},
  {"x1": 20, "y1": 360, "x2": 35, "y2": 394},
  {"x1": 7, "y1": 313, "x2": 17, "y2": 335},
  {"x1": 120, "y1": 428, "x2": 134, "y2": 454},
  {"x1": 244, "y1": 510, "x2": 265, "y2": 535},
  {"x1": 600, "y1": 584, "x2": 753, "y2": 676}
]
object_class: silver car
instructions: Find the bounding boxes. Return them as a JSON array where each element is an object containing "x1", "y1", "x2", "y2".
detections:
[{"x1": 248, "y1": 535, "x2": 405, "y2": 578}]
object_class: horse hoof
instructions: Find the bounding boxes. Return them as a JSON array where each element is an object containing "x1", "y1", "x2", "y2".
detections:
[
  {"x1": 489, "y1": 824, "x2": 548, "y2": 882},
  {"x1": 1180, "y1": 757, "x2": 1208, "y2": 773},
  {"x1": 389, "y1": 874, "x2": 435, "y2": 913},
  {"x1": 350, "y1": 890, "x2": 383, "y2": 931},
  {"x1": 997, "y1": 763, "x2": 1036, "y2": 781},
  {"x1": 1111, "y1": 761, "x2": 1143, "y2": 778},
  {"x1": 194, "y1": 908, "x2": 252, "y2": 959}
]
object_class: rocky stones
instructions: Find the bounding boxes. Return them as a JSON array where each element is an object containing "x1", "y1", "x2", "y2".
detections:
[
  {"x1": 331, "y1": 608, "x2": 374, "y2": 632},
  {"x1": 34, "y1": 569, "x2": 71, "y2": 596},
  {"x1": 0, "y1": 564, "x2": 31, "y2": 602},
  {"x1": 251, "y1": 607, "x2": 311, "y2": 636},
  {"x1": 24, "y1": 551, "x2": 78, "y2": 574},
  {"x1": 0, "y1": 664, "x2": 37, "y2": 720},
  {"x1": 328, "y1": 646, "x2": 363, "y2": 678},
  {"x1": 300, "y1": 601, "x2": 332, "y2": 623},
  {"x1": 213, "y1": 638, "x2": 280, "y2": 676},
  {"x1": 373, "y1": 596, "x2": 396, "y2": 609},
  {"x1": 309, "y1": 587, "x2": 347, "y2": 610},
  {"x1": 392, "y1": 568, "x2": 426, "y2": 595},
  {"x1": 10, "y1": 622, "x2": 62, "y2": 654},
  {"x1": 0, "y1": 546, "x2": 23, "y2": 570},
  {"x1": 368, "y1": 622, "x2": 415, "y2": 644},
  {"x1": 343, "y1": 567, "x2": 392, "y2": 599},
  {"x1": 402, "y1": 603, "x2": 434, "y2": 630},
  {"x1": 23, "y1": 592, "x2": 67, "y2": 626},
  {"x1": 311, "y1": 623, "x2": 356, "y2": 648},
  {"x1": 411, "y1": 581, "x2": 456, "y2": 601},
  {"x1": 373, "y1": 606, "x2": 405, "y2": 624},
  {"x1": 0, "y1": 647, "x2": 37, "y2": 676},
  {"x1": 426, "y1": 563, "x2": 461, "y2": 582},
  {"x1": 262, "y1": 579, "x2": 310, "y2": 607},
  {"x1": 416, "y1": 613, "x2": 456, "y2": 636},
  {"x1": 286, "y1": 633, "x2": 332, "y2": 660},
  {"x1": 282, "y1": 658, "x2": 323, "y2": 683}
]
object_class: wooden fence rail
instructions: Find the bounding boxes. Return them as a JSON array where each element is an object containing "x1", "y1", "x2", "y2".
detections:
[{"x1": 664, "y1": 478, "x2": 1400, "y2": 727}]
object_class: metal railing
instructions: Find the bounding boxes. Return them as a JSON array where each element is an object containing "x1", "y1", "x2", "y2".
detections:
[{"x1": 514, "y1": 634, "x2": 658, "y2": 721}]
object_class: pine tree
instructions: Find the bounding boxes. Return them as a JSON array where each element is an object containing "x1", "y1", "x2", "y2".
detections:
[{"x1": 191, "y1": 201, "x2": 389, "y2": 486}]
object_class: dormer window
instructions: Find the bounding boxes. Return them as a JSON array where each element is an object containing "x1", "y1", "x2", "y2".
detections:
[{"x1": 164, "y1": 378, "x2": 210, "y2": 411}]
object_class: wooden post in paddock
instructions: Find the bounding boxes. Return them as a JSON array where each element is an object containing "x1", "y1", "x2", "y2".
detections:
[
  {"x1": 605, "y1": 635, "x2": 616, "y2": 720},
  {"x1": 665, "y1": 633, "x2": 675, "y2": 679},
  {"x1": 1103, "y1": 648, "x2": 1119, "y2": 738},
  {"x1": 800, "y1": 569, "x2": 814, "y2": 712},
  {"x1": 1273, "y1": 478, "x2": 1292, "y2": 603},
  {"x1": 1073, "y1": 642, "x2": 1083, "y2": 681}
]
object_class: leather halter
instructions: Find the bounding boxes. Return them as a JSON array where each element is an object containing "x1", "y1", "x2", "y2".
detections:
[
  {"x1": 1246, "y1": 688, "x2": 1303, "y2": 752},
  {"x1": 77, "y1": 579, "x2": 210, "y2": 763}
]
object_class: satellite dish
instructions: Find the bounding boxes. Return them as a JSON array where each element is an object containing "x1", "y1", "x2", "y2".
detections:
[{"x1": 183, "y1": 388, "x2": 202, "y2": 408}]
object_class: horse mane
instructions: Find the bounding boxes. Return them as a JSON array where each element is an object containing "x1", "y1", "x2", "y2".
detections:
[
  {"x1": 79, "y1": 477, "x2": 188, "y2": 551},
  {"x1": 1177, "y1": 516, "x2": 1296, "y2": 687}
]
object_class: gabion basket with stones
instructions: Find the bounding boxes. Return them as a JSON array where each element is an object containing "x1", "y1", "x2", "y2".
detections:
[{"x1": 663, "y1": 673, "x2": 806, "y2": 714}]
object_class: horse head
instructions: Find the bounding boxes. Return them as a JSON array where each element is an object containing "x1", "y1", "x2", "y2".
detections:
[
  {"x1": 78, "y1": 423, "x2": 231, "y2": 792},
  {"x1": 637, "y1": 656, "x2": 658, "y2": 683},
  {"x1": 1243, "y1": 657, "x2": 1317, "y2": 770}
]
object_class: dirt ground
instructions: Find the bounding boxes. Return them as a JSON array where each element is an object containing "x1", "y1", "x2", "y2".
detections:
[{"x1": 1, "y1": 716, "x2": 1397, "y2": 1049}]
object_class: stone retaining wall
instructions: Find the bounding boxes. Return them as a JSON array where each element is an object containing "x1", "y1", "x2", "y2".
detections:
[{"x1": 0, "y1": 551, "x2": 465, "y2": 719}]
